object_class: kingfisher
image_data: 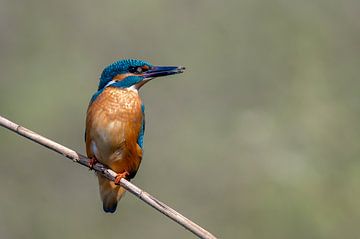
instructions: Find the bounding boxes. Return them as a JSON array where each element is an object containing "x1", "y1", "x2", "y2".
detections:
[{"x1": 85, "y1": 59, "x2": 185, "y2": 213}]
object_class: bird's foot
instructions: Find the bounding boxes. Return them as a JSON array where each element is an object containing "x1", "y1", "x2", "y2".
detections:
[
  {"x1": 88, "y1": 156, "x2": 98, "y2": 170},
  {"x1": 114, "y1": 171, "x2": 129, "y2": 185}
]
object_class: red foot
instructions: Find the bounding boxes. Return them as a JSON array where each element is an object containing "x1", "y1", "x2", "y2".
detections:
[
  {"x1": 88, "y1": 157, "x2": 98, "y2": 170},
  {"x1": 114, "y1": 171, "x2": 129, "y2": 185}
]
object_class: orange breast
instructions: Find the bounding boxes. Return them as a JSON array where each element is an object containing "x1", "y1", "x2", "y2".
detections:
[{"x1": 85, "y1": 87, "x2": 143, "y2": 175}]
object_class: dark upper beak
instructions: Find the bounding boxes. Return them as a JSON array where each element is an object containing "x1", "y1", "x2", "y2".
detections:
[{"x1": 143, "y1": 66, "x2": 185, "y2": 79}]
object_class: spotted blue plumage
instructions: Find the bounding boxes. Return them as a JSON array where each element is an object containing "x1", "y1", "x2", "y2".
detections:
[
  {"x1": 98, "y1": 59, "x2": 152, "y2": 90},
  {"x1": 89, "y1": 58, "x2": 152, "y2": 107},
  {"x1": 137, "y1": 104, "x2": 145, "y2": 149}
]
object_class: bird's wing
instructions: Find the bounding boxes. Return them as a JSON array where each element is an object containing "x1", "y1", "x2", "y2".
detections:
[{"x1": 137, "y1": 103, "x2": 145, "y2": 149}]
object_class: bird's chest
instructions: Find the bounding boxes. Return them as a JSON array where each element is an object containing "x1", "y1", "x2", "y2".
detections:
[{"x1": 87, "y1": 87, "x2": 143, "y2": 161}]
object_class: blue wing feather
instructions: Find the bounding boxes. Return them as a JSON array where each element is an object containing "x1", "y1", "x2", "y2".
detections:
[{"x1": 137, "y1": 104, "x2": 145, "y2": 148}]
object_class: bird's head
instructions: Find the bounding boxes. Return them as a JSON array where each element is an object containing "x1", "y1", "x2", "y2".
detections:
[{"x1": 98, "y1": 59, "x2": 185, "y2": 91}]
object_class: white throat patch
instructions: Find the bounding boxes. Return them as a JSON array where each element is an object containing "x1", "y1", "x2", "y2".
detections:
[{"x1": 127, "y1": 85, "x2": 138, "y2": 93}]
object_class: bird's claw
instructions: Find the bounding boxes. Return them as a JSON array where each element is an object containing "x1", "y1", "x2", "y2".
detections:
[
  {"x1": 88, "y1": 157, "x2": 98, "y2": 170},
  {"x1": 114, "y1": 171, "x2": 129, "y2": 185}
]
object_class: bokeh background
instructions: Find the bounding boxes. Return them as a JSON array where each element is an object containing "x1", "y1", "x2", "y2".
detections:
[{"x1": 0, "y1": 0, "x2": 359, "y2": 238}]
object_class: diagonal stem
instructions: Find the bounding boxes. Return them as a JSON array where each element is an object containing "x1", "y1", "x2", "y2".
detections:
[{"x1": 0, "y1": 115, "x2": 217, "y2": 239}]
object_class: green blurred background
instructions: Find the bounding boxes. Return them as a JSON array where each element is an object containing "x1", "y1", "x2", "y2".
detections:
[{"x1": 0, "y1": 0, "x2": 359, "y2": 238}]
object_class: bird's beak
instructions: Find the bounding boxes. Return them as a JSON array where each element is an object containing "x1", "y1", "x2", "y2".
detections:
[{"x1": 143, "y1": 66, "x2": 185, "y2": 79}]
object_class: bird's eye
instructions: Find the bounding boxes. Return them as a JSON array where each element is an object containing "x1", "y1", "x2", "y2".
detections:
[
  {"x1": 136, "y1": 67, "x2": 143, "y2": 74},
  {"x1": 129, "y1": 66, "x2": 144, "y2": 74}
]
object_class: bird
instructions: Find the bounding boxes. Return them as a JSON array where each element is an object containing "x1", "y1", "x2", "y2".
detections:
[{"x1": 85, "y1": 59, "x2": 185, "y2": 213}]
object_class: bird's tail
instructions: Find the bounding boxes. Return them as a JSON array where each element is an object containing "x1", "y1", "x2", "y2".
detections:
[{"x1": 97, "y1": 174, "x2": 126, "y2": 213}]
